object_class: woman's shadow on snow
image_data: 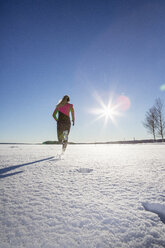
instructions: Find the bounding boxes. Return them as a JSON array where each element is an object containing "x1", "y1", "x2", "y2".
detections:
[{"x1": 0, "y1": 156, "x2": 57, "y2": 179}]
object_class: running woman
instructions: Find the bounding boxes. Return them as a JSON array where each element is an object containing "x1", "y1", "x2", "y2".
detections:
[{"x1": 53, "y1": 95, "x2": 75, "y2": 152}]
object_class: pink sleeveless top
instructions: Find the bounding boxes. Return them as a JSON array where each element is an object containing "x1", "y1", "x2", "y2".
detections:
[{"x1": 57, "y1": 103, "x2": 75, "y2": 120}]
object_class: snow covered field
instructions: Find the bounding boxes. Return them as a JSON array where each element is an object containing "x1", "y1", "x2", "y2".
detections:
[{"x1": 0, "y1": 144, "x2": 165, "y2": 248}]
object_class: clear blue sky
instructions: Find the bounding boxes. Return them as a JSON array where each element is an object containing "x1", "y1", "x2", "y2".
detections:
[{"x1": 1, "y1": 0, "x2": 165, "y2": 143}]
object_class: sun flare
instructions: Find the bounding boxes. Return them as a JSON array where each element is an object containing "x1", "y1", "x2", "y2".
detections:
[
  {"x1": 99, "y1": 103, "x2": 119, "y2": 122},
  {"x1": 89, "y1": 92, "x2": 131, "y2": 126},
  {"x1": 90, "y1": 93, "x2": 122, "y2": 126}
]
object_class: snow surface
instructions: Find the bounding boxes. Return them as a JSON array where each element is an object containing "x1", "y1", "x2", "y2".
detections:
[{"x1": 0, "y1": 144, "x2": 165, "y2": 248}]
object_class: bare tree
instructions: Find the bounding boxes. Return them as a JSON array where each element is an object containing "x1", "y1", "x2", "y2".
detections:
[
  {"x1": 143, "y1": 106, "x2": 157, "y2": 140},
  {"x1": 155, "y1": 98, "x2": 165, "y2": 140}
]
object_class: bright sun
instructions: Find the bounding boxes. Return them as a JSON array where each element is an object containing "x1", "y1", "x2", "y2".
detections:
[
  {"x1": 103, "y1": 105, "x2": 116, "y2": 118},
  {"x1": 99, "y1": 103, "x2": 119, "y2": 123},
  {"x1": 90, "y1": 92, "x2": 122, "y2": 126}
]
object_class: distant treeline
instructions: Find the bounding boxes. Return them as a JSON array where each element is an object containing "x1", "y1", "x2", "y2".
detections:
[
  {"x1": 43, "y1": 141, "x2": 75, "y2": 145},
  {"x1": 43, "y1": 139, "x2": 165, "y2": 145}
]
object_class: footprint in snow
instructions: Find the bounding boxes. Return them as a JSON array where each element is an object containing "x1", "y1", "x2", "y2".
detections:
[{"x1": 76, "y1": 168, "x2": 93, "y2": 173}]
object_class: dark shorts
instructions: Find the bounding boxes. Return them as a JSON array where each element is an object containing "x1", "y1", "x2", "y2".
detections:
[{"x1": 57, "y1": 112, "x2": 71, "y2": 142}]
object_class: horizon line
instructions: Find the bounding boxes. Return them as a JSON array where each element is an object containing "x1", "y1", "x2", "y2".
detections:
[{"x1": 0, "y1": 138, "x2": 165, "y2": 145}]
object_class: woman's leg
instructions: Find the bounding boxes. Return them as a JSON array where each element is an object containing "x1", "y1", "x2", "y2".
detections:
[
  {"x1": 62, "y1": 130, "x2": 69, "y2": 152},
  {"x1": 57, "y1": 118, "x2": 71, "y2": 152}
]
